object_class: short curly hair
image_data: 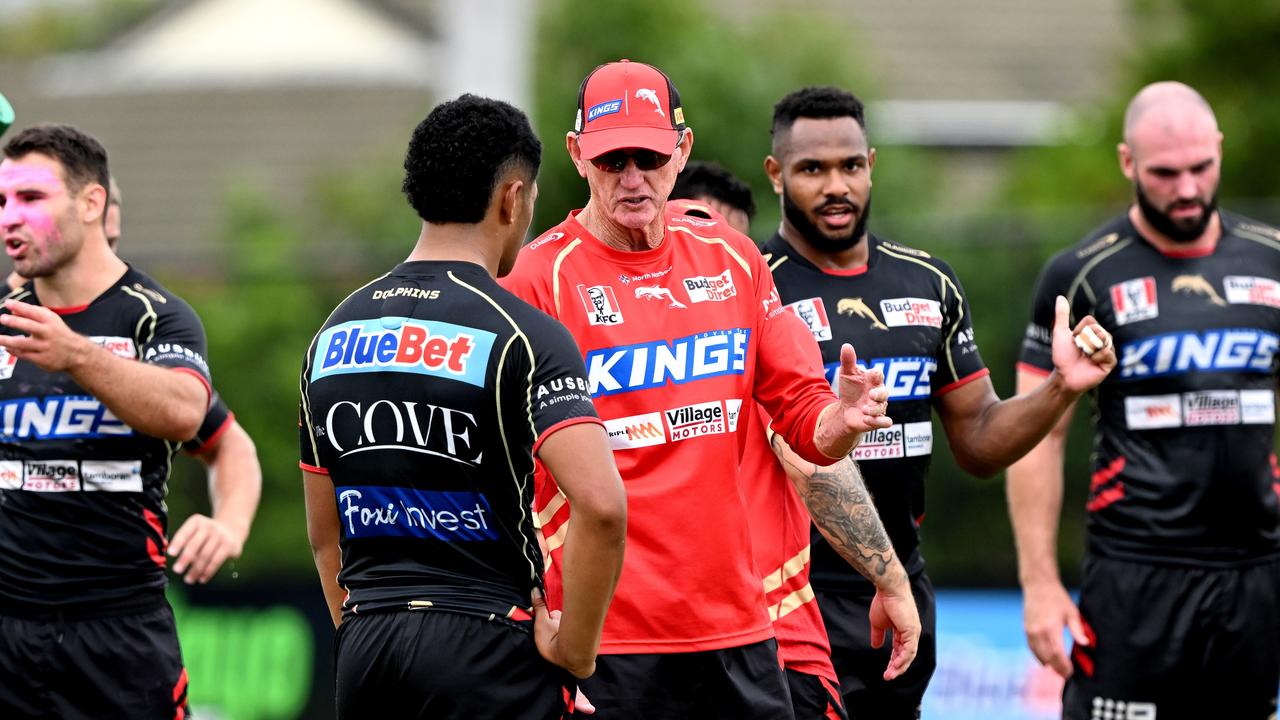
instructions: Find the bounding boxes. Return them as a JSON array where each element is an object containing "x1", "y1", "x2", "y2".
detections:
[
  {"x1": 670, "y1": 161, "x2": 756, "y2": 221},
  {"x1": 771, "y1": 86, "x2": 867, "y2": 154},
  {"x1": 3, "y1": 123, "x2": 110, "y2": 198},
  {"x1": 402, "y1": 94, "x2": 542, "y2": 224}
]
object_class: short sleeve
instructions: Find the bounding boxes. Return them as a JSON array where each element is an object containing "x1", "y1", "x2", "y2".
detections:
[
  {"x1": 931, "y1": 263, "x2": 989, "y2": 395},
  {"x1": 139, "y1": 296, "x2": 212, "y2": 401},
  {"x1": 518, "y1": 317, "x2": 601, "y2": 455}
]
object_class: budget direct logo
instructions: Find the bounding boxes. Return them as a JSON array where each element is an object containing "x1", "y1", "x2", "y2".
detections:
[
  {"x1": 312, "y1": 317, "x2": 494, "y2": 386},
  {"x1": 1225, "y1": 275, "x2": 1280, "y2": 308},
  {"x1": 880, "y1": 297, "x2": 942, "y2": 328},
  {"x1": 683, "y1": 270, "x2": 737, "y2": 303},
  {"x1": 585, "y1": 328, "x2": 750, "y2": 396}
]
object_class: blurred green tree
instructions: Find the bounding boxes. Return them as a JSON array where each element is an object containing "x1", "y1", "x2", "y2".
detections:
[{"x1": 531, "y1": 0, "x2": 949, "y2": 241}]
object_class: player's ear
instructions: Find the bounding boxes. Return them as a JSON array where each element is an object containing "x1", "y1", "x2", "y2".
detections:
[
  {"x1": 566, "y1": 132, "x2": 589, "y2": 179},
  {"x1": 496, "y1": 177, "x2": 524, "y2": 226},
  {"x1": 1117, "y1": 142, "x2": 1135, "y2": 181},
  {"x1": 764, "y1": 155, "x2": 783, "y2": 195},
  {"x1": 79, "y1": 182, "x2": 107, "y2": 226}
]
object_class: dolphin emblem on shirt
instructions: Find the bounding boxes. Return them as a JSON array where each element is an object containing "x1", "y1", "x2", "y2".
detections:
[
  {"x1": 635, "y1": 286, "x2": 686, "y2": 309},
  {"x1": 836, "y1": 297, "x2": 888, "y2": 330},
  {"x1": 1172, "y1": 274, "x2": 1226, "y2": 306}
]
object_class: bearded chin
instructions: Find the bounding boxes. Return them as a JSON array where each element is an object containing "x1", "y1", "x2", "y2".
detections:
[
  {"x1": 782, "y1": 186, "x2": 871, "y2": 254},
  {"x1": 1135, "y1": 181, "x2": 1217, "y2": 243}
]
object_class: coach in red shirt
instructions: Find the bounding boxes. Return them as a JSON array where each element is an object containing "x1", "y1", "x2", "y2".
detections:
[{"x1": 501, "y1": 59, "x2": 920, "y2": 719}]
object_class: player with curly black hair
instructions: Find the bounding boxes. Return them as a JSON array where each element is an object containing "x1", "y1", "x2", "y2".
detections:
[
  {"x1": 301, "y1": 94, "x2": 626, "y2": 719},
  {"x1": 763, "y1": 85, "x2": 1116, "y2": 719}
]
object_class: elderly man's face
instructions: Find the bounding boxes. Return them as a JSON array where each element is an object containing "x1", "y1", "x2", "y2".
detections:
[{"x1": 569, "y1": 130, "x2": 693, "y2": 232}]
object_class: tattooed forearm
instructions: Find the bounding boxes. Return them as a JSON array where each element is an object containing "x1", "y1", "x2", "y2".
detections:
[
  {"x1": 771, "y1": 433, "x2": 901, "y2": 584},
  {"x1": 805, "y1": 462, "x2": 896, "y2": 578}
]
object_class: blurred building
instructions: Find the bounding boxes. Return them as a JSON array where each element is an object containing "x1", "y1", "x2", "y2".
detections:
[
  {"x1": 0, "y1": 0, "x2": 531, "y2": 274},
  {"x1": 0, "y1": 0, "x2": 1127, "y2": 272}
]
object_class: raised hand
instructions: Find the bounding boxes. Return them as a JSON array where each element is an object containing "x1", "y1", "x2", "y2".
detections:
[{"x1": 1051, "y1": 295, "x2": 1116, "y2": 392}]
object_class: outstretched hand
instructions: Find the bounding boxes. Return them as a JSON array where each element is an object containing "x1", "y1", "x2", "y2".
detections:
[
  {"x1": 835, "y1": 343, "x2": 893, "y2": 435},
  {"x1": 1051, "y1": 295, "x2": 1116, "y2": 392}
]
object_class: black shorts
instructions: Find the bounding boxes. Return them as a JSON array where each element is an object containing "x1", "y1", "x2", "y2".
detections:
[
  {"x1": 335, "y1": 609, "x2": 572, "y2": 720},
  {"x1": 816, "y1": 571, "x2": 937, "y2": 720},
  {"x1": 0, "y1": 602, "x2": 189, "y2": 720},
  {"x1": 785, "y1": 667, "x2": 849, "y2": 720},
  {"x1": 575, "y1": 638, "x2": 793, "y2": 719},
  {"x1": 1064, "y1": 555, "x2": 1280, "y2": 720}
]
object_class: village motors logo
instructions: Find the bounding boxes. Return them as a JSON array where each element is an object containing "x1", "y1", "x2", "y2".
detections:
[
  {"x1": 312, "y1": 317, "x2": 494, "y2": 386},
  {"x1": 683, "y1": 270, "x2": 737, "y2": 303}
]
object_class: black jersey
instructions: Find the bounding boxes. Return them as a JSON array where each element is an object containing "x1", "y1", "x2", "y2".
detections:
[
  {"x1": 0, "y1": 267, "x2": 212, "y2": 615},
  {"x1": 762, "y1": 233, "x2": 987, "y2": 592},
  {"x1": 1020, "y1": 211, "x2": 1280, "y2": 566},
  {"x1": 298, "y1": 261, "x2": 600, "y2": 620}
]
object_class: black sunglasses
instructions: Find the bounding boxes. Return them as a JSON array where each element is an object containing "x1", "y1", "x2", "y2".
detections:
[{"x1": 590, "y1": 148, "x2": 674, "y2": 173}]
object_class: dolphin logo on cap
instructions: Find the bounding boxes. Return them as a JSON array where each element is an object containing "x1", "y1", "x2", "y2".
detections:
[{"x1": 635, "y1": 88, "x2": 664, "y2": 116}]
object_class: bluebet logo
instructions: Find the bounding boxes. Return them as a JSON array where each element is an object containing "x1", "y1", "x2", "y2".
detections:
[
  {"x1": 312, "y1": 317, "x2": 494, "y2": 386},
  {"x1": 822, "y1": 356, "x2": 938, "y2": 401},
  {"x1": 1118, "y1": 328, "x2": 1278, "y2": 380},
  {"x1": 337, "y1": 486, "x2": 497, "y2": 541},
  {"x1": 0, "y1": 396, "x2": 132, "y2": 440},
  {"x1": 585, "y1": 328, "x2": 750, "y2": 396},
  {"x1": 587, "y1": 99, "x2": 622, "y2": 122}
]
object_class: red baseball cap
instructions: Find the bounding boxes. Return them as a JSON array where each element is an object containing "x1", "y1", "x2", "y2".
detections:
[{"x1": 573, "y1": 60, "x2": 686, "y2": 160}]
